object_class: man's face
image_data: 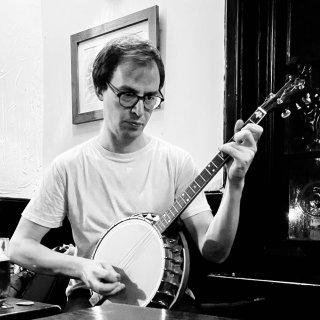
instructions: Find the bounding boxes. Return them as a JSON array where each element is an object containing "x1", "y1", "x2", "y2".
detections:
[{"x1": 101, "y1": 59, "x2": 161, "y2": 142}]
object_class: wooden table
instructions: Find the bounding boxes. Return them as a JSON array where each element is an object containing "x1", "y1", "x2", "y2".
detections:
[
  {"x1": 36, "y1": 303, "x2": 235, "y2": 320},
  {"x1": 0, "y1": 297, "x2": 61, "y2": 319}
]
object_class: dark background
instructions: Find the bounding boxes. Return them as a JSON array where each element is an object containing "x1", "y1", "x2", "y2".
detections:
[{"x1": 223, "y1": 0, "x2": 320, "y2": 283}]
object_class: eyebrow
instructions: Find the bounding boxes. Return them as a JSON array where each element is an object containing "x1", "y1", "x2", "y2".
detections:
[{"x1": 118, "y1": 85, "x2": 159, "y2": 96}]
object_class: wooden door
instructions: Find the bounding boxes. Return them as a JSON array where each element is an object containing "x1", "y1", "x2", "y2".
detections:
[{"x1": 224, "y1": 0, "x2": 320, "y2": 280}]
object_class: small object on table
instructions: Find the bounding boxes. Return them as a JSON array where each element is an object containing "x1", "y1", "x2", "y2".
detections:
[
  {"x1": 15, "y1": 301, "x2": 34, "y2": 306},
  {"x1": 0, "y1": 297, "x2": 61, "y2": 319}
]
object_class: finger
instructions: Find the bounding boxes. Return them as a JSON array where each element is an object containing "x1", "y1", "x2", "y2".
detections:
[
  {"x1": 98, "y1": 281, "x2": 125, "y2": 296},
  {"x1": 219, "y1": 137, "x2": 256, "y2": 161},
  {"x1": 240, "y1": 123, "x2": 263, "y2": 143},
  {"x1": 98, "y1": 262, "x2": 121, "y2": 282},
  {"x1": 219, "y1": 143, "x2": 241, "y2": 160},
  {"x1": 106, "y1": 282, "x2": 126, "y2": 296},
  {"x1": 234, "y1": 119, "x2": 245, "y2": 133},
  {"x1": 234, "y1": 129, "x2": 256, "y2": 147}
]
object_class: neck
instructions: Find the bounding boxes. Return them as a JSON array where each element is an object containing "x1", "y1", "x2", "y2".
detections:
[{"x1": 98, "y1": 130, "x2": 149, "y2": 153}]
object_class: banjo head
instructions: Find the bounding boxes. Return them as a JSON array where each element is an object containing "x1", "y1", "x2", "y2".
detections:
[{"x1": 92, "y1": 217, "x2": 165, "y2": 307}]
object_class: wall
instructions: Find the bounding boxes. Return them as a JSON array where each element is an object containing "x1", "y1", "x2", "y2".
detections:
[
  {"x1": 0, "y1": 0, "x2": 43, "y2": 199},
  {"x1": 42, "y1": 0, "x2": 225, "y2": 191}
]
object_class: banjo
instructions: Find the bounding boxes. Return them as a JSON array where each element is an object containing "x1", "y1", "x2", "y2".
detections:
[{"x1": 90, "y1": 74, "x2": 307, "y2": 309}]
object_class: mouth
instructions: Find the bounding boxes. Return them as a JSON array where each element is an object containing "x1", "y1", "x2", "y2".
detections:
[{"x1": 126, "y1": 121, "x2": 144, "y2": 128}]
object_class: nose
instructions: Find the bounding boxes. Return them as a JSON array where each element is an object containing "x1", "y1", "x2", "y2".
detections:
[{"x1": 130, "y1": 98, "x2": 144, "y2": 116}]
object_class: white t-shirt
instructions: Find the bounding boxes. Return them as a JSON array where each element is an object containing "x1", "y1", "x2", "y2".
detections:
[{"x1": 22, "y1": 135, "x2": 211, "y2": 294}]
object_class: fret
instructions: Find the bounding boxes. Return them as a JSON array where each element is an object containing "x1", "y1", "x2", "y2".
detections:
[
  {"x1": 186, "y1": 186, "x2": 196, "y2": 198},
  {"x1": 213, "y1": 153, "x2": 228, "y2": 168},
  {"x1": 164, "y1": 214, "x2": 171, "y2": 224},
  {"x1": 157, "y1": 220, "x2": 165, "y2": 231},
  {"x1": 190, "y1": 181, "x2": 200, "y2": 192},
  {"x1": 173, "y1": 202, "x2": 182, "y2": 211},
  {"x1": 167, "y1": 209, "x2": 176, "y2": 219},
  {"x1": 218, "y1": 151, "x2": 228, "y2": 160},
  {"x1": 206, "y1": 162, "x2": 217, "y2": 174},
  {"x1": 181, "y1": 192, "x2": 190, "y2": 203},
  {"x1": 200, "y1": 168, "x2": 212, "y2": 181},
  {"x1": 169, "y1": 205, "x2": 179, "y2": 215},
  {"x1": 177, "y1": 197, "x2": 186, "y2": 208},
  {"x1": 195, "y1": 176, "x2": 206, "y2": 187}
]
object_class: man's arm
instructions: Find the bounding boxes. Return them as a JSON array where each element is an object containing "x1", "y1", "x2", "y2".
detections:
[
  {"x1": 9, "y1": 217, "x2": 125, "y2": 296},
  {"x1": 183, "y1": 179, "x2": 242, "y2": 263},
  {"x1": 183, "y1": 121, "x2": 263, "y2": 263}
]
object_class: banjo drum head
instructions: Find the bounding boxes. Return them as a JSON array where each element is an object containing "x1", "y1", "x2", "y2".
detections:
[{"x1": 92, "y1": 218, "x2": 165, "y2": 306}]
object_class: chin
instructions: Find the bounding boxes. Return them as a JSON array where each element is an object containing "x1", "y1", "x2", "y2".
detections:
[{"x1": 123, "y1": 130, "x2": 143, "y2": 140}]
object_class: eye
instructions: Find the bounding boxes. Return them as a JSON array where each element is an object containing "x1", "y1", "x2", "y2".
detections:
[
  {"x1": 144, "y1": 95, "x2": 156, "y2": 102},
  {"x1": 120, "y1": 92, "x2": 136, "y2": 101}
]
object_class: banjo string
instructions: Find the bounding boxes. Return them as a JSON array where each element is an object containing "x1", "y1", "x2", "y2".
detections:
[
  {"x1": 120, "y1": 231, "x2": 154, "y2": 271},
  {"x1": 117, "y1": 227, "x2": 154, "y2": 270}
]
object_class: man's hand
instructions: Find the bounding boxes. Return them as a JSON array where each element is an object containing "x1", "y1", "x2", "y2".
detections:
[
  {"x1": 80, "y1": 259, "x2": 125, "y2": 296},
  {"x1": 219, "y1": 119, "x2": 263, "y2": 186}
]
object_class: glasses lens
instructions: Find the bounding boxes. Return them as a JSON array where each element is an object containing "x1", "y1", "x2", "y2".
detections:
[
  {"x1": 119, "y1": 93, "x2": 138, "y2": 107},
  {"x1": 119, "y1": 93, "x2": 162, "y2": 110},
  {"x1": 144, "y1": 96, "x2": 161, "y2": 110}
]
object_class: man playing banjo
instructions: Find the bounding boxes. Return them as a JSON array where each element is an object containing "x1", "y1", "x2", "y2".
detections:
[{"x1": 9, "y1": 35, "x2": 263, "y2": 313}]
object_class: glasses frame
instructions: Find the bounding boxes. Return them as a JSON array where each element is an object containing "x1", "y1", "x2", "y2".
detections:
[{"x1": 107, "y1": 82, "x2": 164, "y2": 110}]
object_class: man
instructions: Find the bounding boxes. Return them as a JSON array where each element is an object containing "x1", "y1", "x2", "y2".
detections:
[{"x1": 9, "y1": 35, "x2": 263, "y2": 312}]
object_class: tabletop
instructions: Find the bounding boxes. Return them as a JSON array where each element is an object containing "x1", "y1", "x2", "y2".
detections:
[
  {"x1": 36, "y1": 303, "x2": 234, "y2": 320},
  {"x1": 0, "y1": 297, "x2": 61, "y2": 319}
]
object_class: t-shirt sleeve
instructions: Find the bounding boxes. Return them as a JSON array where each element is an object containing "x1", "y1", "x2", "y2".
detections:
[
  {"x1": 174, "y1": 151, "x2": 212, "y2": 220},
  {"x1": 22, "y1": 160, "x2": 68, "y2": 228}
]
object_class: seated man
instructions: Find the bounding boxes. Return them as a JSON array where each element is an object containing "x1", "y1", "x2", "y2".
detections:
[{"x1": 9, "y1": 35, "x2": 263, "y2": 313}]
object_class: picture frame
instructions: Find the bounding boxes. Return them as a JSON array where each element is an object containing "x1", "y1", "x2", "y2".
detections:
[{"x1": 70, "y1": 6, "x2": 160, "y2": 125}]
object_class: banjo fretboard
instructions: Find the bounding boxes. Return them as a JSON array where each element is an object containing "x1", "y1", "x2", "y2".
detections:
[{"x1": 154, "y1": 107, "x2": 268, "y2": 234}]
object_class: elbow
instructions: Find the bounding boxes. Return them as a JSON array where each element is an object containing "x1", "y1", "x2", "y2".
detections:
[
  {"x1": 8, "y1": 236, "x2": 22, "y2": 264},
  {"x1": 8, "y1": 235, "x2": 33, "y2": 270},
  {"x1": 201, "y1": 240, "x2": 231, "y2": 264}
]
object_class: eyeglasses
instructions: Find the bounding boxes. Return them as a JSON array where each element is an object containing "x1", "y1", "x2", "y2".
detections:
[{"x1": 107, "y1": 82, "x2": 164, "y2": 110}]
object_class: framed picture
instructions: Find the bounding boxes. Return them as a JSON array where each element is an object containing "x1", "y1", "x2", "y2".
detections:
[{"x1": 70, "y1": 5, "x2": 159, "y2": 124}]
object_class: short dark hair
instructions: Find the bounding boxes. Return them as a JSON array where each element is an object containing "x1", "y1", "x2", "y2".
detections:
[{"x1": 92, "y1": 35, "x2": 165, "y2": 96}]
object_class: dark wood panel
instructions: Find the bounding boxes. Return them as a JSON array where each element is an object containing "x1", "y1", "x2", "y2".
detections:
[{"x1": 224, "y1": 0, "x2": 320, "y2": 279}]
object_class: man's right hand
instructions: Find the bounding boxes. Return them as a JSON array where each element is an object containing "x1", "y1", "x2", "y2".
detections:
[{"x1": 80, "y1": 259, "x2": 125, "y2": 296}]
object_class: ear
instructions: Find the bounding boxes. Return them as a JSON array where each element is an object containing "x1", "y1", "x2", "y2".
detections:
[{"x1": 95, "y1": 88, "x2": 104, "y2": 101}]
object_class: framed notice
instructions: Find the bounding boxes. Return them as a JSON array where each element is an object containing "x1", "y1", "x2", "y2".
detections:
[{"x1": 70, "y1": 6, "x2": 159, "y2": 124}]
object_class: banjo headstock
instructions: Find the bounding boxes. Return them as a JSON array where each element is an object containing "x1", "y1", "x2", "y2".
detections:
[
  {"x1": 279, "y1": 60, "x2": 320, "y2": 118},
  {"x1": 260, "y1": 66, "x2": 311, "y2": 117}
]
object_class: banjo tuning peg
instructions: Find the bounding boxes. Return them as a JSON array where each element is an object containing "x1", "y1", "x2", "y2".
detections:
[
  {"x1": 302, "y1": 93, "x2": 311, "y2": 105},
  {"x1": 281, "y1": 108, "x2": 291, "y2": 118}
]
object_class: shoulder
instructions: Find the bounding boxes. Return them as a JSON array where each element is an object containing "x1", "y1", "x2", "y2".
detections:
[
  {"x1": 47, "y1": 138, "x2": 97, "y2": 178},
  {"x1": 148, "y1": 136, "x2": 196, "y2": 176},
  {"x1": 53, "y1": 138, "x2": 96, "y2": 165},
  {"x1": 150, "y1": 136, "x2": 192, "y2": 159}
]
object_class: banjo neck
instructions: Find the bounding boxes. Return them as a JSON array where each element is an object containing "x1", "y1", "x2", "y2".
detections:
[
  {"x1": 155, "y1": 75, "x2": 305, "y2": 235},
  {"x1": 154, "y1": 107, "x2": 268, "y2": 234}
]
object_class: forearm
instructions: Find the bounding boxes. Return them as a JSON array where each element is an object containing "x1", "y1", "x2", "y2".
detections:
[
  {"x1": 9, "y1": 237, "x2": 85, "y2": 279},
  {"x1": 202, "y1": 179, "x2": 244, "y2": 263}
]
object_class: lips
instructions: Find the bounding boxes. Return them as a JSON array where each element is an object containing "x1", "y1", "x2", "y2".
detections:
[{"x1": 125, "y1": 121, "x2": 143, "y2": 128}]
